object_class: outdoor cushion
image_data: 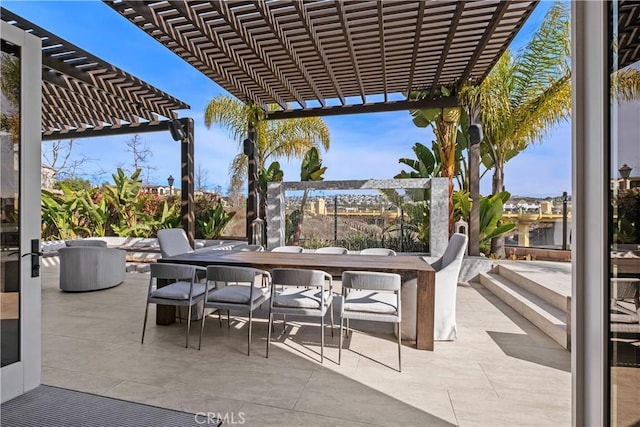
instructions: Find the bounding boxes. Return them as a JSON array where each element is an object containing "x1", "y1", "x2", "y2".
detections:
[
  {"x1": 343, "y1": 290, "x2": 398, "y2": 314},
  {"x1": 150, "y1": 281, "x2": 207, "y2": 300},
  {"x1": 273, "y1": 288, "x2": 332, "y2": 309},
  {"x1": 207, "y1": 285, "x2": 269, "y2": 304}
]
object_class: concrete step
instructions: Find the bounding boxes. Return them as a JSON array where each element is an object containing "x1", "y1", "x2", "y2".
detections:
[
  {"x1": 478, "y1": 272, "x2": 569, "y2": 349},
  {"x1": 495, "y1": 264, "x2": 569, "y2": 312}
]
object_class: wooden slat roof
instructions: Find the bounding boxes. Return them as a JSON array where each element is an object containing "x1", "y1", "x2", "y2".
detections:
[
  {"x1": 1, "y1": 7, "x2": 190, "y2": 136},
  {"x1": 617, "y1": 0, "x2": 640, "y2": 69},
  {"x1": 104, "y1": 0, "x2": 537, "y2": 118}
]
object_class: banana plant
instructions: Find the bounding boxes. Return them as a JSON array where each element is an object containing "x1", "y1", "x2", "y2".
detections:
[
  {"x1": 103, "y1": 168, "x2": 146, "y2": 236},
  {"x1": 197, "y1": 200, "x2": 235, "y2": 239},
  {"x1": 258, "y1": 161, "x2": 284, "y2": 220},
  {"x1": 41, "y1": 189, "x2": 80, "y2": 240},
  {"x1": 77, "y1": 189, "x2": 110, "y2": 237},
  {"x1": 292, "y1": 147, "x2": 327, "y2": 244}
]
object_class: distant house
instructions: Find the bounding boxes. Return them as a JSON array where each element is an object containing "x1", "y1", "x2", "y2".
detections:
[{"x1": 41, "y1": 166, "x2": 56, "y2": 189}]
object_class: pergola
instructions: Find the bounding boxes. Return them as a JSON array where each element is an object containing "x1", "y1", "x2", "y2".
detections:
[
  {"x1": 104, "y1": 0, "x2": 538, "y2": 251},
  {"x1": 1, "y1": 8, "x2": 198, "y2": 242}
]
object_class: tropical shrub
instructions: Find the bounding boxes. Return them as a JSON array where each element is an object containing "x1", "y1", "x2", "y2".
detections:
[{"x1": 196, "y1": 200, "x2": 236, "y2": 239}]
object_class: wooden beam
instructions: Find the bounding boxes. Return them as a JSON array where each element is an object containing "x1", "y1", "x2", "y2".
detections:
[
  {"x1": 293, "y1": 1, "x2": 346, "y2": 106},
  {"x1": 405, "y1": 0, "x2": 426, "y2": 97},
  {"x1": 432, "y1": 2, "x2": 465, "y2": 88},
  {"x1": 335, "y1": 1, "x2": 366, "y2": 104},
  {"x1": 378, "y1": 2, "x2": 387, "y2": 103},
  {"x1": 42, "y1": 119, "x2": 172, "y2": 140},
  {"x1": 211, "y1": 0, "x2": 307, "y2": 108},
  {"x1": 459, "y1": 1, "x2": 509, "y2": 83},
  {"x1": 265, "y1": 97, "x2": 459, "y2": 120},
  {"x1": 168, "y1": 0, "x2": 287, "y2": 109},
  {"x1": 119, "y1": 0, "x2": 269, "y2": 108},
  {"x1": 254, "y1": 0, "x2": 325, "y2": 107}
]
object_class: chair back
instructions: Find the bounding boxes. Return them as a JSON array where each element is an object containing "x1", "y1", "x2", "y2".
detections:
[
  {"x1": 359, "y1": 248, "x2": 396, "y2": 256},
  {"x1": 157, "y1": 228, "x2": 193, "y2": 258},
  {"x1": 238, "y1": 244, "x2": 264, "y2": 252},
  {"x1": 439, "y1": 233, "x2": 468, "y2": 271},
  {"x1": 207, "y1": 265, "x2": 267, "y2": 285},
  {"x1": 342, "y1": 271, "x2": 401, "y2": 291},
  {"x1": 149, "y1": 263, "x2": 197, "y2": 281},
  {"x1": 271, "y1": 245, "x2": 304, "y2": 253},
  {"x1": 272, "y1": 268, "x2": 328, "y2": 288},
  {"x1": 315, "y1": 246, "x2": 348, "y2": 254}
]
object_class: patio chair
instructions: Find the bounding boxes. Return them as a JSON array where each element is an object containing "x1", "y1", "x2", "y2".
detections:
[
  {"x1": 199, "y1": 265, "x2": 271, "y2": 355},
  {"x1": 271, "y1": 245, "x2": 304, "y2": 253},
  {"x1": 339, "y1": 271, "x2": 402, "y2": 372},
  {"x1": 266, "y1": 268, "x2": 334, "y2": 362},
  {"x1": 359, "y1": 248, "x2": 396, "y2": 256},
  {"x1": 401, "y1": 233, "x2": 468, "y2": 341},
  {"x1": 315, "y1": 246, "x2": 348, "y2": 254},
  {"x1": 58, "y1": 245, "x2": 126, "y2": 292},
  {"x1": 157, "y1": 228, "x2": 193, "y2": 258},
  {"x1": 142, "y1": 263, "x2": 208, "y2": 349}
]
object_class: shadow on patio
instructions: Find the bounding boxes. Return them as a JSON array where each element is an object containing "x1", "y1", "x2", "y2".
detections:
[{"x1": 41, "y1": 266, "x2": 570, "y2": 426}]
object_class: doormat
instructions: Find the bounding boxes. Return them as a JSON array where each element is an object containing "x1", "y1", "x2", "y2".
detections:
[{"x1": 1, "y1": 385, "x2": 222, "y2": 427}]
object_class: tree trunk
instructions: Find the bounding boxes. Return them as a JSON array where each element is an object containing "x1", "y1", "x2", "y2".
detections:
[
  {"x1": 490, "y1": 163, "x2": 505, "y2": 257},
  {"x1": 292, "y1": 189, "x2": 309, "y2": 245}
]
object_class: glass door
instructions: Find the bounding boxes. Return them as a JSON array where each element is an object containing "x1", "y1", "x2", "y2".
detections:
[
  {"x1": 609, "y1": 1, "x2": 640, "y2": 425},
  {"x1": 0, "y1": 21, "x2": 42, "y2": 403}
]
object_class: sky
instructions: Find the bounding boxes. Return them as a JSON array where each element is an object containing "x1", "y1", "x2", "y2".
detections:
[{"x1": 4, "y1": 0, "x2": 571, "y2": 197}]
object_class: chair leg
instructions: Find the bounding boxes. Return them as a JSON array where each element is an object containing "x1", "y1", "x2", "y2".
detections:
[
  {"x1": 141, "y1": 303, "x2": 150, "y2": 344},
  {"x1": 283, "y1": 314, "x2": 287, "y2": 332},
  {"x1": 330, "y1": 305, "x2": 335, "y2": 337},
  {"x1": 397, "y1": 321, "x2": 402, "y2": 373},
  {"x1": 186, "y1": 305, "x2": 192, "y2": 349},
  {"x1": 339, "y1": 316, "x2": 344, "y2": 365},
  {"x1": 198, "y1": 306, "x2": 207, "y2": 351},
  {"x1": 247, "y1": 309, "x2": 253, "y2": 356},
  {"x1": 321, "y1": 312, "x2": 325, "y2": 363},
  {"x1": 218, "y1": 310, "x2": 222, "y2": 327},
  {"x1": 227, "y1": 310, "x2": 231, "y2": 329},
  {"x1": 266, "y1": 312, "x2": 273, "y2": 358}
]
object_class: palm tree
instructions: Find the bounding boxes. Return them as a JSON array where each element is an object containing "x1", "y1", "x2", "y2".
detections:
[
  {"x1": 461, "y1": 1, "x2": 571, "y2": 256},
  {"x1": 204, "y1": 96, "x2": 330, "y2": 219}
]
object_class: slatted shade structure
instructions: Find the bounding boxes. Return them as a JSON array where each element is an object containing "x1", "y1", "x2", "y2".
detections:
[
  {"x1": 1, "y1": 7, "x2": 189, "y2": 138},
  {"x1": 104, "y1": 0, "x2": 537, "y2": 119},
  {"x1": 617, "y1": 0, "x2": 640, "y2": 69}
]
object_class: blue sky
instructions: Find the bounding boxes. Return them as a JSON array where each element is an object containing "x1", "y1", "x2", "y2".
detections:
[{"x1": 5, "y1": 1, "x2": 570, "y2": 197}]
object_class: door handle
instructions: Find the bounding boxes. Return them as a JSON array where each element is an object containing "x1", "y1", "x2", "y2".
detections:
[
  {"x1": 22, "y1": 239, "x2": 41, "y2": 277},
  {"x1": 21, "y1": 252, "x2": 43, "y2": 258}
]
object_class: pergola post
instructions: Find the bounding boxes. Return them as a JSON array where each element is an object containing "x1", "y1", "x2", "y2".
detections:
[
  {"x1": 245, "y1": 123, "x2": 258, "y2": 242},
  {"x1": 180, "y1": 117, "x2": 195, "y2": 246}
]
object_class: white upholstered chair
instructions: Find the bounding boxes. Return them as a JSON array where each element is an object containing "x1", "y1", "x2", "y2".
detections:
[
  {"x1": 315, "y1": 246, "x2": 348, "y2": 254},
  {"x1": 401, "y1": 233, "x2": 468, "y2": 341},
  {"x1": 359, "y1": 248, "x2": 396, "y2": 256},
  {"x1": 271, "y1": 245, "x2": 304, "y2": 253}
]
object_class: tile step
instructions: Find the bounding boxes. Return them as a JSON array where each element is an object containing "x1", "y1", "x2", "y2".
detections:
[{"x1": 478, "y1": 272, "x2": 569, "y2": 350}]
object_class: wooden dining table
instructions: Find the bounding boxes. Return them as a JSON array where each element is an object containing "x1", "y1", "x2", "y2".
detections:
[{"x1": 159, "y1": 250, "x2": 437, "y2": 351}]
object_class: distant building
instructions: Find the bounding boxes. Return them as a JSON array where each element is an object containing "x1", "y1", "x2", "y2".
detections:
[{"x1": 41, "y1": 166, "x2": 56, "y2": 189}]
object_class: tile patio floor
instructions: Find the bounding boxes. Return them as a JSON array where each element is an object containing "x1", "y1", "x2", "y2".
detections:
[{"x1": 40, "y1": 265, "x2": 571, "y2": 426}]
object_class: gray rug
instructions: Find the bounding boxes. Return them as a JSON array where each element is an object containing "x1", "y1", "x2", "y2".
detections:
[{"x1": 1, "y1": 385, "x2": 221, "y2": 427}]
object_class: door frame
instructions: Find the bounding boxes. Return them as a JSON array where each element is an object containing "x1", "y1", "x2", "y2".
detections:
[{"x1": 0, "y1": 20, "x2": 42, "y2": 403}]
